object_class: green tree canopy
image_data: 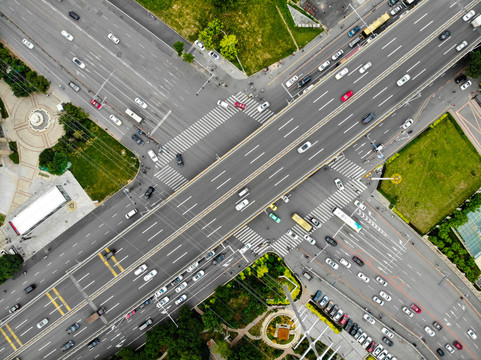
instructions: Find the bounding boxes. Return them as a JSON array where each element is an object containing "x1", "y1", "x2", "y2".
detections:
[
  {"x1": 220, "y1": 34, "x2": 238, "y2": 61},
  {"x1": 466, "y1": 50, "x2": 481, "y2": 78},
  {"x1": 0, "y1": 254, "x2": 23, "y2": 283},
  {"x1": 173, "y1": 41, "x2": 185, "y2": 56}
]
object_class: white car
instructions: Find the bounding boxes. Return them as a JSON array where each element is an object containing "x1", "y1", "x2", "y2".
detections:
[
  {"x1": 148, "y1": 150, "x2": 159, "y2": 162},
  {"x1": 125, "y1": 209, "x2": 138, "y2": 219},
  {"x1": 37, "y1": 318, "x2": 49, "y2": 329},
  {"x1": 362, "y1": 336, "x2": 372, "y2": 349},
  {"x1": 186, "y1": 262, "x2": 199, "y2": 272},
  {"x1": 192, "y1": 270, "x2": 205, "y2": 282},
  {"x1": 401, "y1": 118, "x2": 413, "y2": 130},
  {"x1": 456, "y1": 41, "x2": 468, "y2": 52},
  {"x1": 460, "y1": 80, "x2": 472, "y2": 90},
  {"x1": 154, "y1": 286, "x2": 168, "y2": 298},
  {"x1": 358, "y1": 272, "x2": 370, "y2": 283},
  {"x1": 333, "y1": 309, "x2": 344, "y2": 321},
  {"x1": 378, "y1": 350, "x2": 389, "y2": 360},
  {"x1": 397, "y1": 74, "x2": 410, "y2": 86},
  {"x1": 175, "y1": 282, "x2": 187, "y2": 293},
  {"x1": 257, "y1": 101, "x2": 270, "y2": 112},
  {"x1": 373, "y1": 344, "x2": 384, "y2": 356},
  {"x1": 239, "y1": 243, "x2": 251, "y2": 254},
  {"x1": 303, "y1": 234, "x2": 316, "y2": 245},
  {"x1": 467, "y1": 328, "x2": 477, "y2": 339},
  {"x1": 363, "y1": 313, "x2": 376, "y2": 324},
  {"x1": 332, "y1": 49, "x2": 344, "y2": 61},
  {"x1": 61, "y1": 30, "x2": 74, "y2": 41},
  {"x1": 22, "y1": 39, "x2": 34, "y2": 49},
  {"x1": 208, "y1": 51, "x2": 220, "y2": 61},
  {"x1": 334, "y1": 178, "x2": 344, "y2": 190},
  {"x1": 339, "y1": 258, "x2": 351, "y2": 268},
  {"x1": 194, "y1": 40, "x2": 205, "y2": 51},
  {"x1": 135, "y1": 98, "x2": 147, "y2": 109},
  {"x1": 354, "y1": 200, "x2": 366, "y2": 210},
  {"x1": 108, "y1": 33, "x2": 120, "y2": 44},
  {"x1": 175, "y1": 294, "x2": 187, "y2": 305},
  {"x1": 424, "y1": 326, "x2": 435, "y2": 337},
  {"x1": 445, "y1": 344, "x2": 454, "y2": 353},
  {"x1": 286, "y1": 229, "x2": 299, "y2": 240},
  {"x1": 318, "y1": 60, "x2": 330, "y2": 72},
  {"x1": 402, "y1": 306, "x2": 414, "y2": 318},
  {"x1": 134, "y1": 264, "x2": 148, "y2": 276},
  {"x1": 382, "y1": 327, "x2": 394, "y2": 339},
  {"x1": 357, "y1": 332, "x2": 368, "y2": 344},
  {"x1": 235, "y1": 199, "x2": 249, "y2": 211},
  {"x1": 390, "y1": 5, "x2": 402, "y2": 16},
  {"x1": 143, "y1": 269, "x2": 157, "y2": 282},
  {"x1": 375, "y1": 276, "x2": 388, "y2": 286},
  {"x1": 335, "y1": 68, "x2": 349, "y2": 80},
  {"x1": 156, "y1": 296, "x2": 169, "y2": 307},
  {"x1": 379, "y1": 291, "x2": 392, "y2": 301},
  {"x1": 298, "y1": 141, "x2": 312, "y2": 153},
  {"x1": 285, "y1": 75, "x2": 299, "y2": 88},
  {"x1": 73, "y1": 57, "x2": 86, "y2": 69},
  {"x1": 373, "y1": 296, "x2": 385, "y2": 306},
  {"x1": 325, "y1": 258, "x2": 339, "y2": 269},
  {"x1": 109, "y1": 114, "x2": 122, "y2": 126},
  {"x1": 359, "y1": 62, "x2": 372, "y2": 74},
  {"x1": 217, "y1": 100, "x2": 229, "y2": 108},
  {"x1": 463, "y1": 10, "x2": 476, "y2": 21}
]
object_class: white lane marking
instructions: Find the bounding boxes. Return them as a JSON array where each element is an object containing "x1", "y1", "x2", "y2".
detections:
[
  {"x1": 387, "y1": 45, "x2": 402, "y2": 58},
  {"x1": 201, "y1": 218, "x2": 216, "y2": 230},
  {"x1": 339, "y1": 113, "x2": 354, "y2": 126},
  {"x1": 274, "y1": 175, "x2": 289, "y2": 187},
  {"x1": 167, "y1": 245, "x2": 182, "y2": 256},
  {"x1": 318, "y1": 98, "x2": 334, "y2": 111},
  {"x1": 147, "y1": 229, "x2": 163, "y2": 242},
  {"x1": 250, "y1": 152, "x2": 265, "y2": 164},
  {"x1": 216, "y1": 178, "x2": 232, "y2": 190},
  {"x1": 308, "y1": 148, "x2": 324, "y2": 161},
  {"x1": 244, "y1": 145, "x2": 259, "y2": 156},
  {"x1": 414, "y1": 13, "x2": 427, "y2": 24},
  {"x1": 283, "y1": 126, "x2": 299, "y2": 138},
  {"x1": 382, "y1": 37, "x2": 397, "y2": 50},
  {"x1": 344, "y1": 122, "x2": 357, "y2": 133},
  {"x1": 407, "y1": 61, "x2": 420, "y2": 73},
  {"x1": 176, "y1": 195, "x2": 192, "y2": 207},
  {"x1": 419, "y1": 20, "x2": 433, "y2": 32},
  {"x1": 378, "y1": 94, "x2": 393, "y2": 107},
  {"x1": 312, "y1": 91, "x2": 329, "y2": 103},
  {"x1": 373, "y1": 87, "x2": 387, "y2": 99},
  {"x1": 412, "y1": 68, "x2": 426, "y2": 81},
  {"x1": 444, "y1": 43, "x2": 457, "y2": 55},
  {"x1": 172, "y1": 252, "x2": 188, "y2": 264},
  {"x1": 182, "y1": 203, "x2": 197, "y2": 215},
  {"x1": 207, "y1": 226, "x2": 222, "y2": 237},
  {"x1": 142, "y1": 222, "x2": 158, "y2": 234},
  {"x1": 279, "y1": 118, "x2": 294, "y2": 130},
  {"x1": 354, "y1": 72, "x2": 368, "y2": 84},
  {"x1": 269, "y1": 167, "x2": 284, "y2": 179}
]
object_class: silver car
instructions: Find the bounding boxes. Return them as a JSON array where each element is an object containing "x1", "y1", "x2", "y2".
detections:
[
  {"x1": 318, "y1": 60, "x2": 330, "y2": 72},
  {"x1": 332, "y1": 50, "x2": 344, "y2": 61},
  {"x1": 396, "y1": 74, "x2": 410, "y2": 86}
]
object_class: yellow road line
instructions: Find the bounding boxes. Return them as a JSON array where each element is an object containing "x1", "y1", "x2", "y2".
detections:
[
  {"x1": 0, "y1": 327, "x2": 17, "y2": 350},
  {"x1": 5, "y1": 324, "x2": 22, "y2": 347},
  {"x1": 52, "y1": 287, "x2": 71, "y2": 311},
  {"x1": 105, "y1": 247, "x2": 124, "y2": 272},
  {"x1": 46, "y1": 292, "x2": 65, "y2": 316},
  {"x1": 98, "y1": 252, "x2": 118, "y2": 276}
]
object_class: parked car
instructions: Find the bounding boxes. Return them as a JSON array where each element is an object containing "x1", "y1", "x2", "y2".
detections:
[{"x1": 348, "y1": 26, "x2": 360, "y2": 37}]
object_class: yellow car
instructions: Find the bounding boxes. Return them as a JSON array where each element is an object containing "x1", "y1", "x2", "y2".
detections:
[{"x1": 268, "y1": 204, "x2": 277, "y2": 211}]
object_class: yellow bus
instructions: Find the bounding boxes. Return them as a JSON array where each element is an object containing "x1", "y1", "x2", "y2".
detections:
[
  {"x1": 361, "y1": 13, "x2": 390, "y2": 38},
  {"x1": 291, "y1": 213, "x2": 313, "y2": 232}
]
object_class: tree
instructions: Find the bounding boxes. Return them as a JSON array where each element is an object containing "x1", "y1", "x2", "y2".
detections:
[
  {"x1": 202, "y1": 308, "x2": 222, "y2": 331},
  {"x1": 214, "y1": 339, "x2": 232, "y2": 358},
  {"x1": 228, "y1": 341, "x2": 261, "y2": 360},
  {"x1": 199, "y1": 19, "x2": 224, "y2": 50},
  {"x1": 220, "y1": 34, "x2": 238, "y2": 61},
  {"x1": 50, "y1": 152, "x2": 68, "y2": 175},
  {"x1": 210, "y1": 0, "x2": 237, "y2": 11},
  {"x1": 173, "y1": 41, "x2": 185, "y2": 57},
  {"x1": 39, "y1": 148, "x2": 55, "y2": 168},
  {"x1": 183, "y1": 53, "x2": 194, "y2": 63},
  {"x1": 0, "y1": 254, "x2": 23, "y2": 283},
  {"x1": 199, "y1": 29, "x2": 215, "y2": 50},
  {"x1": 466, "y1": 50, "x2": 481, "y2": 78}
]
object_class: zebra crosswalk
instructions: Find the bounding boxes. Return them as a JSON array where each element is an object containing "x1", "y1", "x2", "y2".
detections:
[
  {"x1": 327, "y1": 156, "x2": 366, "y2": 181},
  {"x1": 152, "y1": 165, "x2": 188, "y2": 191}
]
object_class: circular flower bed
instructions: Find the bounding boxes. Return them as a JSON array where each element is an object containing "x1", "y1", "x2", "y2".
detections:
[{"x1": 265, "y1": 315, "x2": 296, "y2": 345}]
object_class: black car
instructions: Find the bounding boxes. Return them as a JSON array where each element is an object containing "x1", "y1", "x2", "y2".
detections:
[
  {"x1": 171, "y1": 276, "x2": 183, "y2": 286},
  {"x1": 66, "y1": 323, "x2": 80, "y2": 334},
  {"x1": 297, "y1": 75, "x2": 311, "y2": 88},
  {"x1": 436, "y1": 348, "x2": 445, "y2": 357},
  {"x1": 68, "y1": 11, "x2": 80, "y2": 20},
  {"x1": 439, "y1": 30, "x2": 450, "y2": 41},
  {"x1": 212, "y1": 253, "x2": 225, "y2": 265},
  {"x1": 176, "y1": 153, "x2": 184, "y2": 167},
  {"x1": 382, "y1": 337, "x2": 393, "y2": 347},
  {"x1": 432, "y1": 321, "x2": 443, "y2": 331},
  {"x1": 88, "y1": 338, "x2": 100, "y2": 350},
  {"x1": 455, "y1": 74, "x2": 467, "y2": 84},
  {"x1": 350, "y1": 323, "x2": 359, "y2": 336},
  {"x1": 139, "y1": 298, "x2": 153, "y2": 309},
  {"x1": 62, "y1": 340, "x2": 74, "y2": 352},
  {"x1": 24, "y1": 284, "x2": 36, "y2": 294},
  {"x1": 9, "y1": 304, "x2": 21, "y2": 313},
  {"x1": 131, "y1": 134, "x2": 144, "y2": 146},
  {"x1": 144, "y1": 186, "x2": 154, "y2": 199},
  {"x1": 352, "y1": 256, "x2": 364, "y2": 266},
  {"x1": 344, "y1": 318, "x2": 354, "y2": 332},
  {"x1": 325, "y1": 236, "x2": 337, "y2": 246},
  {"x1": 388, "y1": 0, "x2": 399, "y2": 5}
]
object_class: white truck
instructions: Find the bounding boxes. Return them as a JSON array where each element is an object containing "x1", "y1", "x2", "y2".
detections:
[{"x1": 472, "y1": 14, "x2": 481, "y2": 27}]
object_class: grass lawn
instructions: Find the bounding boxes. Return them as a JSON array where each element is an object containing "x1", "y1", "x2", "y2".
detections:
[
  {"x1": 70, "y1": 122, "x2": 139, "y2": 202},
  {"x1": 379, "y1": 113, "x2": 481, "y2": 234},
  {"x1": 138, "y1": 0, "x2": 321, "y2": 75}
]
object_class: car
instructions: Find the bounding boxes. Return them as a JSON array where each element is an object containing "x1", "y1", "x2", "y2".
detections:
[
  {"x1": 344, "y1": 318, "x2": 353, "y2": 331},
  {"x1": 235, "y1": 199, "x2": 249, "y2": 211},
  {"x1": 373, "y1": 296, "x2": 385, "y2": 306},
  {"x1": 134, "y1": 264, "x2": 148, "y2": 276},
  {"x1": 143, "y1": 269, "x2": 157, "y2": 281},
  {"x1": 240, "y1": 243, "x2": 251, "y2": 254},
  {"x1": 378, "y1": 350, "x2": 389, "y2": 360},
  {"x1": 88, "y1": 338, "x2": 100, "y2": 350},
  {"x1": 125, "y1": 310, "x2": 136, "y2": 319},
  {"x1": 186, "y1": 262, "x2": 199, "y2": 272},
  {"x1": 334, "y1": 310, "x2": 344, "y2": 322},
  {"x1": 397, "y1": 74, "x2": 410, "y2": 86},
  {"x1": 351, "y1": 256, "x2": 364, "y2": 267},
  {"x1": 73, "y1": 57, "x2": 86, "y2": 69},
  {"x1": 298, "y1": 141, "x2": 312, "y2": 153},
  {"x1": 350, "y1": 323, "x2": 359, "y2": 336},
  {"x1": 390, "y1": 5, "x2": 402, "y2": 16},
  {"x1": 363, "y1": 313, "x2": 376, "y2": 324},
  {"x1": 411, "y1": 303, "x2": 421, "y2": 313},
  {"x1": 154, "y1": 286, "x2": 168, "y2": 298},
  {"x1": 367, "y1": 341, "x2": 377, "y2": 353},
  {"x1": 171, "y1": 276, "x2": 183, "y2": 286},
  {"x1": 382, "y1": 327, "x2": 394, "y2": 339},
  {"x1": 176, "y1": 153, "x2": 184, "y2": 167},
  {"x1": 285, "y1": 75, "x2": 299, "y2": 88},
  {"x1": 205, "y1": 250, "x2": 216, "y2": 260},
  {"x1": 460, "y1": 80, "x2": 472, "y2": 90},
  {"x1": 144, "y1": 186, "x2": 154, "y2": 198},
  {"x1": 329, "y1": 305, "x2": 339, "y2": 317},
  {"x1": 208, "y1": 51, "x2": 220, "y2": 61},
  {"x1": 286, "y1": 229, "x2": 299, "y2": 240},
  {"x1": 358, "y1": 272, "x2": 370, "y2": 282},
  {"x1": 402, "y1": 306, "x2": 413, "y2": 317},
  {"x1": 467, "y1": 328, "x2": 477, "y2": 339},
  {"x1": 354, "y1": 200, "x2": 366, "y2": 210},
  {"x1": 234, "y1": 102, "x2": 246, "y2": 109},
  {"x1": 61, "y1": 30, "x2": 74, "y2": 41},
  {"x1": 445, "y1": 344, "x2": 454, "y2": 353},
  {"x1": 66, "y1": 323, "x2": 80, "y2": 334},
  {"x1": 341, "y1": 90, "x2": 354, "y2": 102},
  {"x1": 436, "y1": 348, "x2": 445, "y2": 357},
  {"x1": 135, "y1": 98, "x2": 147, "y2": 109},
  {"x1": 357, "y1": 332, "x2": 368, "y2": 344},
  {"x1": 108, "y1": 33, "x2": 120, "y2": 44},
  {"x1": 354, "y1": 328, "x2": 363, "y2": 339},
  {"x1": 175, "y1": 282, "x2": 187, "y2": 293},
  {"x1": 439, "y1": 30, "x2": 450, "y2": 41},
  {"x1": 359, "y1": 62, "x2": 372, "y2": 74},
  {"x1": 318, "y1": 60, "x2": 331, "y2": 72},
  {"x1": 90, "y1": 99, "x2": 102, "y2": 109},
  {"x1": 69, "y1": 11, "x2": 80, "y2": 20},
  {"x1": 362, "y1": 336, "x2": 372, "y2": 349},
  {"x1": 455, "y1": 74, "x2": 467, "y2": 84},
  {"x1": 424, "y1": 326, "x2": 435, "y2": 337},
  {"x1": 68, "y1": 81, "x2": 80, "y2": 92},
  {"x1": 268, "y1": 212, "x2": 281, "y2": 223},
  {"x1": 24, "y1": 284, "x2": 36, "y2": 294},
  {"x1": 125, "y1": 209, "x2": 138, "y2": 219},
  {"x1": 37, "y1": 318, "x2": 49, "y2": 329},
  {"x1": 157, "y1": 297, "x2": 169, "y2": 307},
  {"x1": 9, "y1": 303, "x2": 21, "y2": 313},
  {"x1": 22, "y1": 39, "x2": 34, "y2": 49},
  {"x1": 373, "y1": 344, "x2": 384, "y2": 356},
  {"x1": 304, "y1": 234, "x2": 316, "y2": 245},
  {"x1": 324, "y1": 301, "x2": 334, "y2": 313},
  {"x1": 379, "y1": 291, "x2": 392, "y2": 301},
  {"x1": 332, "y1": 50, "x2": 344, "y2": 61},
  {"x1": 325, "y1": 258, "x2": 339, "y2": 269},
  {"x1": 348, "y1": 26, "x2": 360, "y2": 37},
  {"x1": 319, "y1": 295, "x2": 329, "y2": 307},
  {"x1": 217, "y1": 100, "x2": 229, "y2": 108},
  {"x1": 453, "y1": 340, "x2": 463, "y2": 350},
  {"x1": 310, "y1": 217, "x2": 320, "y2": 227},
  {"x1": 325, "y1": 236, "x2": 337, "y2": 246},
  {"x1": 147, "y1": 150, "x2": 158, "y2": 162},
  {"x1": 257, "y1": 101, "x2": 270, "y2": 112},
  {"x1": 334, "y1": 178, "x2": 344, "y2": 190},
  {"x1": 339, "y1": 258, "x2": 351, "y2": 268},
  {"x1": 132, "y1": 134, "x2": 145, "y2": 147},
  {"x1": 335, "y1": 68, "x2": 349, "y2": 80},
  {"x1": 139, "y1": 298, "x2": 152, "y2": 308},
  {"x1": 456, "y1": 41, "x2": 468, "y2": 52},
  {"x1": 432, "y1": 321, "x2": 443, "y2": 331},
  {"x1": 268, "y1": 203, "x2": 277, "y2": 211},
  {"x1": 401, "y1": 118, "x2": 414, "y2": 130},
  {"x1": 297, "y1": 75, "x2": 311, "y2": 88},
  {"x1": 463, "y1": 10, "x2": 475, "y2": 21},
  {"x1": 175, "y1": 294, "x2": 187, "y2": 305},
  {"x1": 192, "y1": 270, "x2": 205, "y2": 282},
  {"x1": 212, "y1": 253, "x2": 225, "y2": 265},
  {"x1": 194, "y1": 40, "x2": 205, "y2": 51}
]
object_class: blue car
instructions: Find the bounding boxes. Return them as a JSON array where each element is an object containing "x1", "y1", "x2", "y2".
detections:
[{"x1": 348, "y1": 26, "x2": 360, "y2": 37}]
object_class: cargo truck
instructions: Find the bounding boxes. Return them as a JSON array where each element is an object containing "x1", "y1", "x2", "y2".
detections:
[{"x1": 87, "y1": 307, "x2": 105, "y2": 324}]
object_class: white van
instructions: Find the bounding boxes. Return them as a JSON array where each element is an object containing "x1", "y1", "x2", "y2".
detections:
[
  {"x1": 138, "y1": 318, "x2": 153, "y2": 330},
  {"x1": 125, "y1": 108, "x2": 142, "y2": 123},
  {"x1": 125, "y1": 209, "x2": 138, "y2": 219},
  {"x1": 238, "y1": 187, "x2": 249, "y2": 197}
]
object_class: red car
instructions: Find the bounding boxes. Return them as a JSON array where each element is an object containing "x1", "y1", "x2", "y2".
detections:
[
  {"x1": 125, "y1": 310, "x2": 136, "y2": 319},
  {"x1": 367, "y1": 342, "x2": 376, "y2": 353},
  {"x1": 410, "y1": 303, "x2": 421, "y2": 314},
  {"x1": 453, "y1": 341, "x2": 463, "y2": 350},
  {"x1": 341, "y1": 90, "x2": 353, "y2": 102},
  {"x1": 90, "y1": 99, "x2": 102, "y2": 109},
  {"x1": 234, "y1": 102, "x2": 246, "y2": 109},
  {"x1": 339, "y1": 314, "x2": 349, "y2": 325}
]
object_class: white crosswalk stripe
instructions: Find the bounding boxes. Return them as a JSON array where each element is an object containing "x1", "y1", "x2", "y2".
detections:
[
  {"x1": 233, "y1": 226, "x2": 269, "y2": 254},
  {"x1": 327, "y1": 156, "x2": 366, "y2": 180},
  {"x1": 233, "y1": 92, "x2": 274, "y2": 124},
  {"x1": 153, "y1": 165, "x2": 188, "y2": 191}
]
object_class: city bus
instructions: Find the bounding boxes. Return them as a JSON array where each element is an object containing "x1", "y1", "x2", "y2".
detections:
[
  {"x1": 332, "y1": 207, "x2": 362, "y2": 233},
  {"x1": 125, "y1": 108, "x2": 143, "y2": 123},
  {"x1": 360, "y1": 13, "x2": 390, "y2": 39},
  {"x1": 291, "y1": 213, "x2": 313, "y2": 232}
]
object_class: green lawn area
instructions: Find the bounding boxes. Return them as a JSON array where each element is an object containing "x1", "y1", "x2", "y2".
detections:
[
  {"x1": 138, "y1": 0, "x2": 321, "y2": 75},
  {"x1": 379, "y1": 113, "x2": 481, "y2": 234},
  {"x1": 69, "y1": 123, "x2": 139, "y2": 202}
]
